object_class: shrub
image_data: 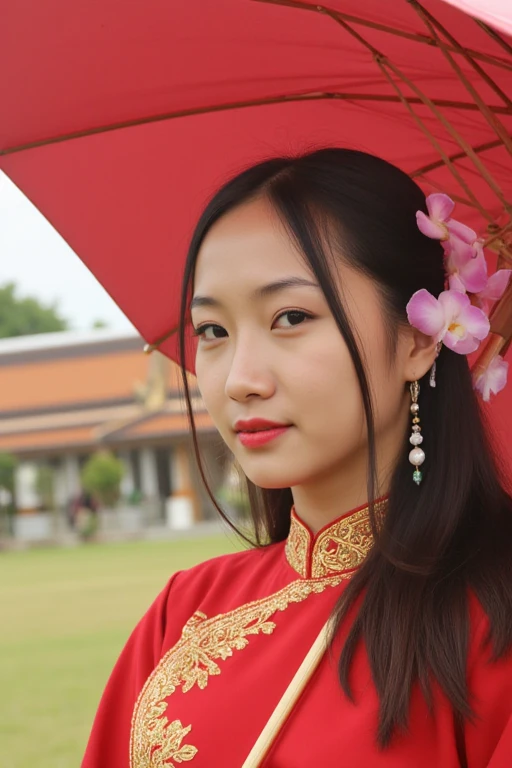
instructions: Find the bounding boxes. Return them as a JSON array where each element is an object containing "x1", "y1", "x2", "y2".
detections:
[{"x1": 81, "y1": 450, "x2": 124, "y2": 507}]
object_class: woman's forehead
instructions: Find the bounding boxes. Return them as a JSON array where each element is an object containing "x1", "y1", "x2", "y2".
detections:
[
  {"x1": 193, "y1": 196, "x2": 382, "y2": 321},
  {"x1": 194, "y1": 200, "x2": 311, "y2": 288}
]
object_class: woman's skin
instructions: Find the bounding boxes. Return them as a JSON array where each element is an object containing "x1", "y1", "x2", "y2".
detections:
[{"x1": 191, "y1": 196, "x2": 438, "y2": 534}]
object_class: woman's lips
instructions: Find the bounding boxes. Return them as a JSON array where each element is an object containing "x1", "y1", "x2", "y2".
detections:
[{"x1": 237, "y1": 426, "x2": 291, "y2": 448}]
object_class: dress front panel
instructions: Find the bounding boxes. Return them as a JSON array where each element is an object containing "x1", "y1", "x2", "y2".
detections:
[{"x1": 82, "y1": 501, "x2": 512, "y2": 768}]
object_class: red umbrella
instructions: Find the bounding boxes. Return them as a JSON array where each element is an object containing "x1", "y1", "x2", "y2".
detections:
[
  {"x1": 443, "y1": 0, "x2": 512, "y2": 37},
  {"x1": 1, "y1": 0, "x2": 511, "y2": 451}
]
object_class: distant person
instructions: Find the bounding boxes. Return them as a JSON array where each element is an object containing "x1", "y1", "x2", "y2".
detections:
[
  {"x1": 69, "y1": 491, "x2": 98, "y2": 539},
  {"x1": 83, "y1": 150, "x2": 512, "y2": 766}
]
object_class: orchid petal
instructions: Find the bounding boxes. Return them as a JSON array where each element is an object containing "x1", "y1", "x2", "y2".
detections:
[
  {"x1": 457, "y1": 336, "x2": 484, "y2": 354},
  {"x1": 474, "y1": 356, "x2": 509, "y2": 402},
  {"x1": 448, "y1": 273, "x2": 467, "y2": 293},
  {"x1": 426, "y1": 193, "x2": 454, "y2": 222},
  {"x1": 443, "y1": 330, "x2": 481, "y2": 353},
  {"x1": 416, "y1": 211, "x2": 447, "y2": 240},
  {"x1": 478, "y1": 270, "x2": 512, "y2": 301},
  {"x1": 457, "y1": 253, "x2": 489, "y2": 293},
  {"x1": 446, "y1": 219, "x2": 477, "y2": 244},
  {"x1": 434, "y1": 291, "x2": 489, "y2": 354},
  {"x1": 458, "y1": 303, "x2": 490, "y2": 341},
  {"x1": 448, "y1": 236, "x2": 478, "y2": 267},
  {"x1": 406, "y1": 289, "x2": 446, "y2": 338},
  {"x1": 437, "y1": 288, "x2": 470, "y2": 318}
]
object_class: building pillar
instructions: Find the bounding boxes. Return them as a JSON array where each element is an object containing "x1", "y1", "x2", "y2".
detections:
[
  {"x1": 53, "y1": 459, "x2": 68, "y2": 508},
  {"x1": 119, "y1": 451, "x2": 135, "y2": 497},
  {"x1": 139, "y1": 447, "x2": 159, "y2": 499},
  {"x1": 171, "y1": 443, "x2": 192, "y2": 495},
  {"x1": 63, "y1": 454, "x2": 81, "y2": 502},
  {"x1": 167, "y1": 442, "x2": 200, "y2": 527},
  {"x1": 14, "y1": 461, "x2": 39, "y2": 511}
]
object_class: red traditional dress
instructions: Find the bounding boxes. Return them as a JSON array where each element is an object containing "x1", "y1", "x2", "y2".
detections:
[{"x1": 82, "y1": 501, "x2": 512, "y2": 767}]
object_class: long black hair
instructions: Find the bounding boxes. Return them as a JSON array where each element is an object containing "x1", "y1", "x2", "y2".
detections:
[{"x1": 178, "y1": 148, "x2": 512, "y2": 748}]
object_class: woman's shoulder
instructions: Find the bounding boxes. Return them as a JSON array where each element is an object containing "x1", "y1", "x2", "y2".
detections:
[
  {"x1": 174, "y1": 537, "x2": 283, "y2": 586},
  {"x1": 146, "y1": 539, "x2": 287, "y2": 648},
  {"x1": 155, "y1": 538, "x2": 285, "y2": 614}
]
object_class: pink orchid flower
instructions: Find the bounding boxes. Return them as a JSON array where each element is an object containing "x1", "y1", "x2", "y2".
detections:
[
  {"x1": 474, "y1": 269, "x2": 512, "y2": 314},
  {"x1": 417, "y1": 194, "x2": 477, "y2": 244},
  {"x1": 406, "y1": 288, "x2": 490, "y2": 354},
  {"x1": 445, "y1": 237, "x2": 488, "y2": 294},
  {"x1": 473, "y1": 355, "x2": 509, "y2": 402}
]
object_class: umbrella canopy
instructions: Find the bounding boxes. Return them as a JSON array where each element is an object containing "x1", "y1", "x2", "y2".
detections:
[
  {"x1": 1, "y1": 0, "x2": 512, "y2": 454},
  {"x1": 442, "y1": 0, "x2": 512, "y2": 37}
]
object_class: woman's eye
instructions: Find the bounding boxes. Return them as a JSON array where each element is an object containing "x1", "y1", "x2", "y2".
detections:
[
  {"x1": 193, "y1": 323, "x2": 227, "y2": 341},
  {"x1": 273, "y1": 310, "x2": 312, "y2": 329},
  {"x1": 194, "y1": 311, "x2": 312, "y2": 339}
]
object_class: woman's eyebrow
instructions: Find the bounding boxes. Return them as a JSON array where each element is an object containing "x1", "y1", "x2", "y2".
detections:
[{"x1": 190, "y1": 277, "x2": 320, "y2": 310}]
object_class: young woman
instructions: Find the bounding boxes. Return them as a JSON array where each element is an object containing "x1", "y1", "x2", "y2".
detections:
[{"x1": 83, "y1": 149, "x2": 512, "y2": 767}]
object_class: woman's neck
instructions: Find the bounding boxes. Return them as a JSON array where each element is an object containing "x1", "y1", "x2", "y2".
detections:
[{"x1": 290, "y1": 455, "x2": 393, "y2": 534}]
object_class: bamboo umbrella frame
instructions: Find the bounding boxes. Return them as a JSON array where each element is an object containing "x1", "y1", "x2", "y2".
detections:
[
  {"x1": 142, "y1": 1, "x2": 512, "y2": 373},
  {"x1": 2, "y1": 1, "x2": 511, "y2": 371}
]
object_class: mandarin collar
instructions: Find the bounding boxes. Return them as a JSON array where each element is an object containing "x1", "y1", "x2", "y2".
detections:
[{"x1": 285, "y1": 499, "x2": 387, "y2": 579}]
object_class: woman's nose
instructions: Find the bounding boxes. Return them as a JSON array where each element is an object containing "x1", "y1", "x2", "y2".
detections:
[{"x1": 224, "y1": 342, "x2": 275, "y2": 401}]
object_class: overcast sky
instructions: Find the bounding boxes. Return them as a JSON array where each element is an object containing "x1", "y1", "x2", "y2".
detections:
[{"x1": 0, "y1": 171, "x2": 135, "y2": 332}]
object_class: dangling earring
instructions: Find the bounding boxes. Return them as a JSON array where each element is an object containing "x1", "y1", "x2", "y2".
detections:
[
  {"x1": 409, "y1": 381, "x2": 425, "y2": 485},
  {"x1": 429, "y1": 342, "x2": 443, "y2": 388}
]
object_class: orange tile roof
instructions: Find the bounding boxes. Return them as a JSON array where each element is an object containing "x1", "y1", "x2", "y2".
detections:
[
  {"x1": 120, "y1": 411, "x2": 215, "y2": 438},
  {"x1": 0, "y1": 426, "x2": 96, "y2": 452},
  {"x1": 0, "y1": 410, "x2": 215, "y2": 454},
  {"x1": 1, "y1": 350, "x2": 185, "y2": 412}
]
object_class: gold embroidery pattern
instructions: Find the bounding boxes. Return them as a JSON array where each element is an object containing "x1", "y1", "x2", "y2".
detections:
[
  {"x1": 146, "y1": 719, "x2": 197, "y2": 765},
  {"x1": 284, "y1": 518, "x2": 309, "y2": 578},
  {"x1": 130, "y1": 575, "x2": 344, "y2": 767},
  {"x1": 312, "y1": 505, "x2": 374, "y2": 578},
  {"x1": 286, "y1": 501, "x2": 386, "y2": 578}
]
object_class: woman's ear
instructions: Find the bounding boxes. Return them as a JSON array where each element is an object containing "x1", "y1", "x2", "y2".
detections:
[{"x1": 403, "y1": 327, "x2": 440, "y2": 382}]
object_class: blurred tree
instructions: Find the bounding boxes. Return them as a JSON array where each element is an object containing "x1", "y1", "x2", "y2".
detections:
[
  {"x1": 81, "y1": 450, "x2": 124, "y2": 507},
  {"x1": 0, "y1": 282, "x2": 69, "y2": 338},
  {"x1": 0, "y1": 452, "x2": 17, "y2": 536},
  {"x1": 92, "y1": 319, "x2": 108, "y2": 329},
  {"x1": 0, "y1": 452, "x2": 17, "y2": 495}
]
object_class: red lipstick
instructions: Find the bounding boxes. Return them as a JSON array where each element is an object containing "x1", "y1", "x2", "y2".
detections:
[{"x1": 234, "y1": 418, "x2": 291, "y2": 448}]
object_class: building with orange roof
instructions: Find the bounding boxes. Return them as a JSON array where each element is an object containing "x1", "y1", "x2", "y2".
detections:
[{"x1": 0, "y1": 328, "x2": 229, "y2": 535}]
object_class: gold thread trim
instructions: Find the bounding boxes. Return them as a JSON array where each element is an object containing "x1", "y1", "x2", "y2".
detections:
[
  {"x1": 286, "y1": 501, "x2": 385, "y2": 578},
  {"x1": 130, "y1": 574, "x2": 345, "y2": 766}
]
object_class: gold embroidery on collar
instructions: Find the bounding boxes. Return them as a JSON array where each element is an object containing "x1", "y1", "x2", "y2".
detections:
[
  {"x1": 286, "y1": 501, "x2": 385, "y2": 578},
  {"x1": 130, "y1": 574, "x2": 345, "y2": 767},
  {"x1": 284, "y1": 518, "x2": 309, "y2": 579}
]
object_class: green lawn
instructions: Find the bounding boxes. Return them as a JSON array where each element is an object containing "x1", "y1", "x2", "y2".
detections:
[{"x1": 0, "y1": 534, "x2": 242, "y2": 768}]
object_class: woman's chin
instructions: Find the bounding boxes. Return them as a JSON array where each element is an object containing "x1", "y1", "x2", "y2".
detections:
[{"x1": 239, "y1": 462, "x2": 308, "y2": 490}]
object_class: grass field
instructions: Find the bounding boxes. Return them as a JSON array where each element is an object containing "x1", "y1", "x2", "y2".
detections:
[{"x1": 0, "y1": 534, "x2": 241, "y2": 768}]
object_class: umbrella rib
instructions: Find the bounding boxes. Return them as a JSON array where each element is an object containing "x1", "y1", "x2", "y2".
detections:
[
  {"x1": 377, "y1": 59, "x2": 494, "y2": 220},
  {"x1": 414, "y1": 178, "x2": 481, "y2": 209},
  {"x1": 252, "y1": 0, "x2": 512, "y2": 71},
  {"x1": 3, "y1": 92, "x2": 509, "y2": 157},
  {"x1": 144, "y1": 326, "x2": 179, "y2": 354},
  {"x1": 383, "y1": 57, "x2": 511, "y2": 213},
  {"x1": 474, "y1": 19, "x2": 512, "y2": 58},
  {"x1": 411, "y1": 139, "x2": 503, "y2": 177},
  {"x1": 409, "y1": 0, "x2": 512, "y2": 159},
  {"x1": 316, "y1": 8, "x2": 510, "y2": 216}
]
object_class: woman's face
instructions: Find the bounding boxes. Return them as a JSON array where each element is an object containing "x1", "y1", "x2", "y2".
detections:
[{"x1": 191, "y1": 196, "x2": 412, "y2": 493}]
